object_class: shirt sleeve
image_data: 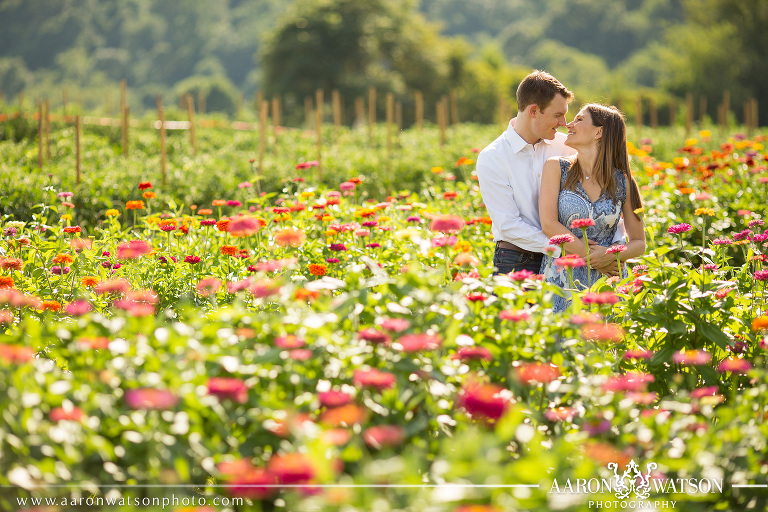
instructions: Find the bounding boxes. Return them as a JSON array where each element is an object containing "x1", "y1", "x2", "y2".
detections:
[{"x1": 476, "y1": 151, "x2": 551, "y2": 252}]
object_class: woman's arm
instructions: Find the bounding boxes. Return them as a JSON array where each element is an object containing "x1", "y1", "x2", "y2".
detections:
[
  {"x1": 539, "y1": 157, "x2": 607, "y2": 259},
  {"x1": 589, "y1": 198, "x2": 646, "y2": 269}
]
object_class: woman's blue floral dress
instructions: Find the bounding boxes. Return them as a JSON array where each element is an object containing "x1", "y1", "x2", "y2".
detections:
[{"x1": 541, "y1": 158, "x2": 627, "y2": 312}]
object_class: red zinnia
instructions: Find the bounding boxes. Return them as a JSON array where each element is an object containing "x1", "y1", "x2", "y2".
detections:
[{"x1": 207, "y1": 377, "x2": 248, "y2": 403}]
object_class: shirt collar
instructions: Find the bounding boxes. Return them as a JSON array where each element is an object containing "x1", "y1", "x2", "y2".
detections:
[{"x1": 504, "y1": 120, "x2": 553, "y2": 154}]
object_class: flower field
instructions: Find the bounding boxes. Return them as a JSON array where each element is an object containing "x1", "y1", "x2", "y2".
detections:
[{"x1": 1, "y1": 119, "x2": 768, "y2": 511}]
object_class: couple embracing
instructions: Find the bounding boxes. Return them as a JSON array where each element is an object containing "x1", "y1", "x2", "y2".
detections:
[{"x1": 476, "y1": 70, "x2": 646, "y2": 312}]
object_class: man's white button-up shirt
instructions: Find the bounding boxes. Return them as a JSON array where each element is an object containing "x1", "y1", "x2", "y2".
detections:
[{"x1": 476, "y1": 120, "x2": 576, "y2": 253}]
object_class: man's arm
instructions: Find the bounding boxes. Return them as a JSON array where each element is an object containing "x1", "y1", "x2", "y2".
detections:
[{"x1": 476, "y1": 152, "x2": 551, "y2": 252}]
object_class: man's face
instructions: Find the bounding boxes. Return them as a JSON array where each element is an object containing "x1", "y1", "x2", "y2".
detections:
[{"x1": 532, "y1": 94, "x2": 569, "y2": 141}]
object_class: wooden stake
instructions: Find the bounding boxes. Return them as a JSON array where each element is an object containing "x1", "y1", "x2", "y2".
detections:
[
  {"x1": 745, "y1": 100, "x2": 753, "y2": 134},
  {"x1": 120, "y1": 80, "x2": 126, "y2": 113},
  {"x1": 156, "y1": 96, "x2": 167, "y2": 186},
  {"x1": 332, "y1": 89, "x2": 341, "y2": 139},
  {"x1": 354, "y1": 97, "x2": 364, "y2": 128},
  {"x1": 649, "y1": 97, "x2": 658, "y2": 130},
  {"x1": 122, "y1": 105, "x2": 129, "y2": 158},
  {"x1": 699, "y1": 96, "x2": 707, "y2": 126},
  {"x1": 258, "y1": 100, "x2": 268, "y2": 179},
  {"x1": 450, "y1": 90, "x2": 459, "y2": 125},
  {"x1": 198, "y1": 89, "x2": 206, "y2": 115},
  {"x1": 368, "y1": 86, "x2": 376, "y2": 144},
  {"x1": 396, "y1": 101, "x2": 402, "y2": 134},
  {"x1": 75, "y1": 115, "x2": 81, "y2": 184},
  {"x1": 304, "y1": 96, "x2": 313, "y2": 130},
  {"x1": 668, "y1": 96, "x2": 676, "y2": 128},
  {"x1": 44, "y1": 99, "x2": 51, "y2": 161},
  {"x1": 635, "y1": 97, "x2": 643, "y2": 131},
  {"x1": 37, "y1": 101, "x2": 43, "y2": 168},
  {"x1": 316, "y1": 89, "x2": 323, "y2": 176},
  {"x1": 753, "y1": 98, "x2": 759, "y2": 129},
  {"x1": 187, "y1": 94, "x2": 197, "y2": 155},
  {"x1": 685, "y1": 93, "x2": 693, "y2": 134},
  {"x1": 437, "y1": 99, "x2": 446, "y2": 147},
  {"x1": 415, "y1": 90, "x2": 423, "y2": 131},
  {"x1": 386, "y1": 93, "x2": 393, "y2": 172}
]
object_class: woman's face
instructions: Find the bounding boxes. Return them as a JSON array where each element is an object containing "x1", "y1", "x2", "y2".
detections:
[{"x1": 565, "y1": 108, "x2": 601, "y2": 148}]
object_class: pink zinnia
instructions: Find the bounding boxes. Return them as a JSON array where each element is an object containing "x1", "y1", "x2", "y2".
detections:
[
  {"x1": 125, "y1": 388, "x2": 178, "y2": 410},
  {"x1": 65, "y1": 300, "x2": 92, "y2": 316},
  {"x1": 116, "y1": 240, "x2": 152, "y2": 259},
  {"x1": 581, "y1": 323, "x2": 625, "y2": 343},
  {"x1": 583, "y1": 292, "x2": 619, "y2": 305},
  {"x1": 430, "y1": 214, "x2": 465, "y2": 233},
  {"x1": 690, "y1": 386, "x2": 719, "y2": 399},
  {"x1": 622, "y1": 349, "x2": 653, "y2": 360},
  {"x1": 668, "y1": 223, "x2": 693, "y2": 234},
  {"x1": 94, "y1": 278, "x2": 131, "y2": 295},
  {"x1": 672, "y1": 350, "x2": 712, "y2": 366},
  {"x1": 754, "y1": 270, "x2": 768, "y2": 281},
  {"x1": 457, "y1": 382, "x2": 510, "y2": 422},
  {"x1": 184, "y1": 255, "x2": 201, "y2": 264},
  {"x1": 606, "y1": 245, "x2": 626, "y2": 254},
  {"x1": 396, "y1": 333, "x2": 441, "y2": 352},
  {"x1": 602, "y1": 372, "x2": 654, "y2": 392},
  {"x1": 353, "y1": 368, "x2": 396, "y2": 390},
  {"x1": 570, "y1": 218, "x2": 596, "y2": 229},
  {"x1": 275, "y1": 335, "x2": 306, "y2": 349},
  {"x1": 717, "y1": 357, "x2": 752, "y2": 373},
  {"x1": 358, "y1": 328, "x2": 391, "y2": 344},
  {"x1": 50, "y1": 406, "x2": 86, "y2": 422},
  {"x1": 229, "y1": 216, "x2": 262, "y2": 237},
  {"x1": 362, "y1": 425, "x2": 405, "y2": 449},
  {"x1": 431, "y1": 235, "x2": 458, "y2": 247},
  {"x1": 339, "y1": 182, "x2": 356, "y2": 191},
  {"x1": 318, "y1": 390, "x2": 352, "y2": 408},
  {"x1": 379, "y1": 317, "x2": 411, "y2": 332},
  {"x1": 549, "y1": 234, "x2": 575, "y2": 245},
  {"x1": 451, "y1": 346, "x2": 493, "y2": 362},
  {"x1": 196, "y1": 277, "x2": 222, "y2": 297},
  {"x1": 517, "y1": 362, "x2": 560, "y2": 385},
  {"x1": 499, "y1": 310, "x2": 530, "y2": 322},
  {"x1": 507, "y1": 269, "x2": 534, "y2": 281},
  {"x1": 555, "y1": 254, "x2": 586, "y2": 268},
  {"x1": 207, "y1": 377, "x2": 248, "y2": 403},
  {"x1": 267, "y1": 453, "x2": 315, "y2": 485}
]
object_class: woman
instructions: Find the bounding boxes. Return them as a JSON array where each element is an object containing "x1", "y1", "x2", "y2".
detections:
[{"x1": 538, "y1": 103, "x2": 645, "y2": 312}]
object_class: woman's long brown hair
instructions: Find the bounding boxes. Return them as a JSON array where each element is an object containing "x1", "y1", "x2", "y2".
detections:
[{"x1": 563, "y1": 104, "x2": 643, "y2": 220}]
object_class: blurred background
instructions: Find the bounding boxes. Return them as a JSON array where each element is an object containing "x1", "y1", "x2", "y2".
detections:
[{"x1": 0, "y1": 0, "x2": 765, "y2": 126}]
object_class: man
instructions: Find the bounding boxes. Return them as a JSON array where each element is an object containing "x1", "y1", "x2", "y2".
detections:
[{"x1": 476, "y1": 70, "x2": 621, "y2": 275}]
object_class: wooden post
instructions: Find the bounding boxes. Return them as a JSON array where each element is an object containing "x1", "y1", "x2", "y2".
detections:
[
  {"x1": 649, "y1": 97, "x2": 658, "y2": 130},
  {"x1": 722, "y1": 90, "x2": 730, "y2": 122},
  {"x1": 635, "y1": 97, "x2": 643, "y2": 131},
  {"x1": 332, "y1": 89, "x2": 341, "y2": 139},
  {"x1": 699, "y1": 96, "x2": 707, "y2": 126},
  {"x1": 75, "y1": 115, "x2": 81, "y2": 184},
  {"x1": 156, "y1": 95, "x2": 167, "y2": 186},
  {"x1": 396, "y1": 101, "x2": 402, "y2": 134},
  {"x1": 120, "y1": 80, "x2": 126, "y2": 113},
  {"x1": 437, "y1": 99, "x2": 446, "y2": 147},
  {"x1": 744, "y1": 100, "x2": 753, "y2": 134},
  {"x1": 368, "y1": 86, "x2": 376, "y2": 144},
  {"x1": 685, "y1": 93, "x2": 693, "y2": 134},
  {"x1": 316, "y1": 89, "x2": 323, "y2": 177},
  {"x1": 17, "y1": 92, "x2": 24, "y2": 112},
  {"x1": 304, "y1": 96, "x2": 313, "y2": 130},
  {"x1": 37, "y1": 101, "x2": 43, "y2": 168},
  {"x1": 354, "y1": 97, "x2": 364, "y2": 128},
  {"x1": 44, "y1": 99, "x2": 51, "y2": 161},
  {"x1": 415, "y1": 90, "x2": 423, "y2": 131},
  {"x1": 668, "y1": 96, "x2": 676, "y2": 128},
  {"x1": 198, "y1": 89, "x2": 206, "y2": 115},
  {"x1": 450, "y1": 90, "x2": 459, "y2": 125},
  {"x1": 753, "y1": 98, "x2": 759, "y2": 129},
  {"x1": 386, "y1": 93, "x2": 393, "y2": 172},
  {"x1": 258, "y1": 100, "x2": 268, "y2": 181},
  {"x1": 122, "y1": 105, "x2": 129, "y2": 158},
  {"x1": 187, "y1": 94, "x2": 197, "y2": 155}
]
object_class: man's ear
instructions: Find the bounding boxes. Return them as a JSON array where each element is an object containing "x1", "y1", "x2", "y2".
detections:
[{"x1": 527, "y1": 104, "x2": 538, "y2": 117}]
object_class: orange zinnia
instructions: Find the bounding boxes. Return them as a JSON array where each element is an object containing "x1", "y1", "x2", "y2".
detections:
[
  {"x1": 126, "y1": 200, "x2": 145, "y2": 210},
  {"x1": 216, "y1": 219, "x2": 231, "y2": 232},
  {"x1": 0, "y1": 276, "x2": 14, "y2": 288},
  {"x1": 53, "y1": 254, "x2": 75, "y2": 265},
  {"x1": 81, "y1": 276, "x2": 98, "y2": 287},
  {"x1": 308, "y1": 264, "x2": 328, "y2": 276},
  {"x1": 221, "y1": 245, "x2": 238, "y2": 256},
  {"x1": 41, "y1": 300, "x2": 62, "y2": 312}
]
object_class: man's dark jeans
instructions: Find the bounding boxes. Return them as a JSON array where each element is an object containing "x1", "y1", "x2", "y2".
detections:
[{"x1": 492, "y1": 246, "x2": 543, "y2": 275}]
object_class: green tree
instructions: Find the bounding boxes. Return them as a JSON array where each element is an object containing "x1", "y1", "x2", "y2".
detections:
[{"x1": 260, "y1": 0, "x2": 449, "y2": 125}]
